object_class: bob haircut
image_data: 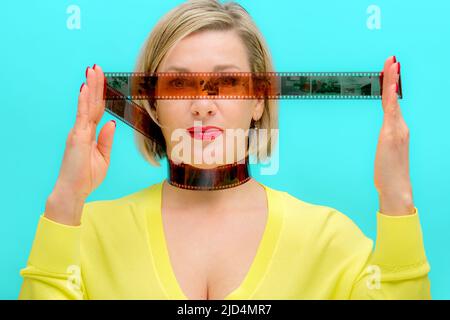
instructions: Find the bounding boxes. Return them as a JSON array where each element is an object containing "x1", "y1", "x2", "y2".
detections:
[{"x1": 133, "y1": 0, "x2": 278, "y2": 167}]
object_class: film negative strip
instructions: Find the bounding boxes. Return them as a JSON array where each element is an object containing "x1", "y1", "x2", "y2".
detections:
[
  {"x1": 103, "y1": 71, "x2": 402, "y2": 142},
  {"x1": 168, "y1": 155, "x2": 252, "y2": 190},
  {"x1": 104, "y1": 71, "x2": 402, "y2": 100},
  {"x1": 104, "y1": 84, "x2": 159, "y2": 141},
  {"x1": 103, "y1": 71, "x2": 403, "y2": 190}
]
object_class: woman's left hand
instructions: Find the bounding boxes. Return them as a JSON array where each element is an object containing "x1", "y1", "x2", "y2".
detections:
[{"x1": 374, "y1": 55, "x2": 415, "y2": 216}]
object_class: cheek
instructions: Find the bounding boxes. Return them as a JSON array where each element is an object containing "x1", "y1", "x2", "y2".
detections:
[
  {"x1": 221, "y1": 100, "x2": 254, "y2": 127},
  {"x1": 156, "y1": 101, "x2": 190, "y2": 144},
  {"x1": 157, "y1": 101, "x2": 186, "y2": 126}
]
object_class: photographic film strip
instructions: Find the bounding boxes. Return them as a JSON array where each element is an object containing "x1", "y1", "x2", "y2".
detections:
[{"x1": 102, "y1": 71, "x2": 402, "y2": 142}]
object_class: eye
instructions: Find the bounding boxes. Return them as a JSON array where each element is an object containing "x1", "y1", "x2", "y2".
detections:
[
  {"x1": 169, "y1": 78, "x2": 193, "y2": 88},
  {"x1": 217, "y1": 76, "x2": 238, "y2": 87}
]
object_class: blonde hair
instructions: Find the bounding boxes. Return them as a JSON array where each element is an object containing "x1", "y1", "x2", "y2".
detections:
[{"x1": 133, "y1": 0, "x2": 278, "y2": 166}]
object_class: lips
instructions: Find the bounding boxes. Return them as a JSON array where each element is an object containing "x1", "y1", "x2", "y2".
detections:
[{"x1": 187, "y1": 126, "x2": 224, "y2": 141}]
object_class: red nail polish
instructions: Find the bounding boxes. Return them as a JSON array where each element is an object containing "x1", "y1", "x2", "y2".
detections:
[
  {"x1": 379, "y1": 72, "x2": 384, "y2": 95},
  {"x1": 392, "y1": 56, "x2": 397, "y2": 63},
  {"x1": 111, "y1": 120, "x2": 116, "y2": 127},
  {"x1": 80, "y1": 83, "x2": 85, "y2": 92},
  {"x1": 85, "y1": 66, "x2": 90, "y2": 78},
  {"x1": 397, "y1": 62, "x2": 401, "y2": 74},
  {"x1": 396, "y1": 83, "x2": 399, "y2": 93},
  {"x1": 103, "y1": 77, "x2": 107, "y2": 100},
  {"x1": 93, "y1": 64, "x2": 97, "y2": 70}
]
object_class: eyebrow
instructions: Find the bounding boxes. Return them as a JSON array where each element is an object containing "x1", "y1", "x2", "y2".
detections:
[{"x1": 164, "y1": 64, "x2": 241, "y2": 72}]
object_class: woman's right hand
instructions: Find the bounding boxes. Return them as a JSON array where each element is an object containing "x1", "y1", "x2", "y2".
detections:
[{"x1": 44, "y1": 65, "x2": 116, "y2": 226}]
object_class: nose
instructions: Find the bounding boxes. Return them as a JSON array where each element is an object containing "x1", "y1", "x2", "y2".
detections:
[{"x1": 190, "y1": 99, "x2": 217, "y2": 120}]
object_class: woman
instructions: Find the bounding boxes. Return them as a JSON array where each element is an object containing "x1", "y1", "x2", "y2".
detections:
[{"x1": 19, "y1": 0, "x2": 431, "y2": 300}]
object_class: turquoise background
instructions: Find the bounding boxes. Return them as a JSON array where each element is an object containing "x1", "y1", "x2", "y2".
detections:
[{"x1": 1, "y1": 0, "x2": 449, "y2": 299}]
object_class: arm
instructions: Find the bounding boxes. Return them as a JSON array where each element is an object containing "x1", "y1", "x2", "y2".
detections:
[
  {"x1": 18, "y1": 193, "x2": 88, "y2": 300},
  {"x1": 18, "y1": 215, "x2": 86, "y2": 300},
  {"x1": 347, "y1": 56, "x2": 431, "y2": 298},
  {"x1": 349, "y1": 207, "x2": 431, "y2": 299},
  {"x1": 19, "y1": 65, "x2": 114, "y2": 299}
]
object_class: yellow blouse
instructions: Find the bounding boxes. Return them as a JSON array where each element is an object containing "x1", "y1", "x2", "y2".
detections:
[{"x1": 18, "y1": 180, "x2": 431, "y2": 299}]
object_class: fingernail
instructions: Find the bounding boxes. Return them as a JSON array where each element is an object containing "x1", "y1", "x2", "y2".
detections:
[
  {"x1": 396, "y1": 83, "x2": 399, "y2": 93},
  {"x1": 111, "y1": 120, "x2": 116, "y2": 127},
  {"x1": 80, "y1": 82, "x2": 85, "y2": 92},
  {"x1": 85, "y1": 66, "x2": 90, "y2": 78},
  {"x1": 392, "y1": 55, "x2": 397, "y2": 63},
  {"x1": 379, "y1": 72, "x2": 383, "y2": 95},
  {"x1": 397, "y1": 62, "x2": 401, "y2": 74},
  {"x1": 93, "y1": 64, "x2": 97, "y2": 70}
]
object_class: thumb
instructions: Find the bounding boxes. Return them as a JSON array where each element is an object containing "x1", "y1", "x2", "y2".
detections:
[{"x1": 97, "y1": 120, "x2": 116, "y2": 163}]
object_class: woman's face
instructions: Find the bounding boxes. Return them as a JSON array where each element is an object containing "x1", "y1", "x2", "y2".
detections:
[{"x1": 156, "y1": 29, "x2": 264, "y2": 168}]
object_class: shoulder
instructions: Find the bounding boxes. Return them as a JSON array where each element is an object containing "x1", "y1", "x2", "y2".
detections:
[
  {"x1": 266, "y1": 185, "x2": 372, "y2": 251},
  {"x1": 79, "y1": 180, "x2": 163, "y2": 228},
  {"x1": 267, "y1": 185, "x2": 356, "y2": 229}
]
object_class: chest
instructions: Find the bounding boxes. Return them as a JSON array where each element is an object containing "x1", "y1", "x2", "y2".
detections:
[{"x1": 161, "y1": 205, "x2": 268, "y2": 300}]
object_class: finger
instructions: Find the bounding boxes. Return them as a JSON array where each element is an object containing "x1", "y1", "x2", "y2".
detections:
[
  {"x1": 74, "y1": 83, "x2": 89, "y2": 133},
  {"x1": 382, "y1": 56, "x2": 396, "y2": 107},
  {"x1": 384, "y1": 79, "x2": 402, "y2": 120},
  {"x1": 382, "y1": 55, "x2": 396, "y2": 83},
  {"x1": 92, "y1": 64, "x2": 106, "y2": 124},
  {"x1": 97, "y1": 120, "x2": 116, "y2": 164},
  {"x1": 388, "y1": 60, "x2": 400, "y2": 103},
  {"x1": 389, "y1": 60, "x2": 400, "y2": 87},
  {"x1": 86, "y1": 66, "x2": 98, "y2": 141},
  {"x1": 86, "y1": 67, "x2": 97, "y2": 120}
]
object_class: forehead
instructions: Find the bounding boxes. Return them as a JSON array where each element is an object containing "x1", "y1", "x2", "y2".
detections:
[{"x1": 159, "y1": 29, "x2": 250, "y2": 72}]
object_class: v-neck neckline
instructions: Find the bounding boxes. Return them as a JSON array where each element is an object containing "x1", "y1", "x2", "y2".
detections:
[{"x1": 146, "y1": 179, "x2": 283, "y2": 300}]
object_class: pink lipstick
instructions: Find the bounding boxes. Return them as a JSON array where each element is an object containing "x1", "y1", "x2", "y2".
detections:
[{"x1": 187, "y1": 126, "x2": 224, "y2": 141}]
